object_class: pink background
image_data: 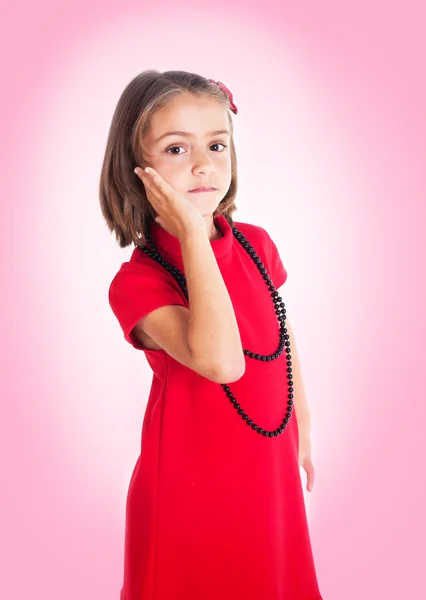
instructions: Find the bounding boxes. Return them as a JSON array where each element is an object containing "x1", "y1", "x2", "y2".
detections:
[{"x1": 2, "y1": 1, "x2": 425, "y2": 598}]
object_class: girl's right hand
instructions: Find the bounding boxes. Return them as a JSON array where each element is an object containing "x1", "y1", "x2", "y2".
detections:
[{"x1": 134, "y1": 166, "x2": 206, "y2": 240}]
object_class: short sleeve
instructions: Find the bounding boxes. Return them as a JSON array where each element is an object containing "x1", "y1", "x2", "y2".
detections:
[
  {"x1": 108, "y1": 263, "x2": 187, "y2": 350},
  {"x1": 261, "y1": 228, "x2": 288, "y2": 289}
]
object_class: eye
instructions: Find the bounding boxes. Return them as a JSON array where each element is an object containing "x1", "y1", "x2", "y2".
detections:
[
  {"x1": 210, "y1": 142, "x2": 227, "y2": 152},
  {"x1": 166, "y1": 145, "x2": 186, "y2": 155},
  {"x1": 165, "y1": 142, "x2": 228, "y2": 155}
]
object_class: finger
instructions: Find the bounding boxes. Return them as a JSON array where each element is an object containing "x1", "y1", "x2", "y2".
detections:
[
  {"x1": 135, "y1": 167, "x2": 172, "y2": 196},
  {"x1": 144, "y1": 168, "x2": 174, "y2": 197},
  {"x1": 133, "y1": 170, "x2": 159, "y2": 211},
  {"x1": 134, "y1": 167, "x2": 153, "y2": 184},
  {"x1": 134, "y1": 166, "x2": 155, "y2": 180},
  {"x1": 134, "y1": 168, "x2": 162, "y2": 198},
  {"x1": 306, "y1": 463, "x2": 315, "y2": 491},
  {"x1": 134, "y1": 167, "x2": 146, "y2": 178},
  {"x1": 134, "y1": 168, "x2": 158, "y2": 201}
]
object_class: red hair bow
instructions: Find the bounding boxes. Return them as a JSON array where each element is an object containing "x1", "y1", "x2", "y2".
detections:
[{"x1": 208, "y1": 79, "x2": 238, "y2": 114}]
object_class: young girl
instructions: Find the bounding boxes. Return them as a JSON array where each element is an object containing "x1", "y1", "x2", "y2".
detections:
[{"x1": 100, "y1": 69, "x2": 323, "y2": 600}]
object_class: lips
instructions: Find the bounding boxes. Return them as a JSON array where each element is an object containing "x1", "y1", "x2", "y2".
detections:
[{"x1": 188, "y1": 186, "x2": 217, "y2": 192}]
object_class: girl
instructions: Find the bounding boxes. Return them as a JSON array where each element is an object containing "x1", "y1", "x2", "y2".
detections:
[{"x1": 100, "y1": 69, "x2": 323, "y2": 600}]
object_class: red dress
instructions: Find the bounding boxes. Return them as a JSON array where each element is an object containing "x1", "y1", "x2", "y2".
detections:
[{"x1": 109, "y1": 213, "x2": 323, "y2": 600}]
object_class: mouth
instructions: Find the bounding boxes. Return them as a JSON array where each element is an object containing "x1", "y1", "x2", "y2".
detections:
[{"x1": 188, "y1": 186, "x2": 217, "y2": 193}]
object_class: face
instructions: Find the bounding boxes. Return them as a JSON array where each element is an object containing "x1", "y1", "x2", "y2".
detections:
[{"x1": 141, "y1": 94, "x2": 233, "y2": 218}]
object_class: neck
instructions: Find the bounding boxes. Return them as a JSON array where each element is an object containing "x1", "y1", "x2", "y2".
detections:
[
  {"x1": 154, "y1": 213, "x2": 223, "y2": 241},
  {"x1": 204, "y1": 214, "x2": 223, "y2": 241}
]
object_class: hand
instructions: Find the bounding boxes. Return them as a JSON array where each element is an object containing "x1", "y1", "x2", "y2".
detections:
[
  {"x1": 134, "y1": 166, "x2": 206, "y2": 239},
  {"x1": 298, "y1": 434, "x2": 315, "y2": 492}
]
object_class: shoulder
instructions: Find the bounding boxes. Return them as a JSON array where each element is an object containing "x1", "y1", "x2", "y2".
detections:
[
  {"x1": 233, "y1": 220, "x2": 270, "y2": 246},
  {"x1": 109, "y1": 258, "x2": 153, "y2": 292},
  {"x1": 108, "y1": 248, "x2": 179, "y2": 301},
  {"x1": 233, "y1": 220, "x2": 287, "y2": 287},
  {"x1": 232, "y1": 220, "x2": 273, "y2": 262},
  {"x1": 234, "y1": 220, "x2": 282, "y2": 254},
  {"x1": 110, "y1": 245, "x2": 172, "y2": 280}
]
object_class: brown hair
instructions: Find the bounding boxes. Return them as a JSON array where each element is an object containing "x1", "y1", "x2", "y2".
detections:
[{"x1": 99, "y1": 69, "x2": 239, "y2": 248}]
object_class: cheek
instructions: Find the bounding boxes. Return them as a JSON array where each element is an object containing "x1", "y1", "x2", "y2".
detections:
[
  {"x1": 219, "y1": 152, "x2": 232, "y2": 171},
  {"x1": 222, "y1": 159, "x2": 232, "y2": 181},
  {"x1": 154, "y1": 163, "x2": 187, "y2": 191},
  {"x1": 153, "y1": 152, "x2": 231, "y2": 183},
  {"x1": 151, "y1": 155, "x2": 180, "y2": 178}
]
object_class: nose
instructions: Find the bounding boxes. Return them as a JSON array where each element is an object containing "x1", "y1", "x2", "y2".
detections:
[{"x1": 191, "y1": 148, "x2": 214, "y2": 176}]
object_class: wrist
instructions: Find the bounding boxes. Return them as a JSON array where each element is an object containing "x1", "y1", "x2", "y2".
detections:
[
  {"x1": 179, "y1": 222, "x2": 208, "y2": 244},
  {"x1": 297, "y1": 413, "x2": 311, "y2": 436}
]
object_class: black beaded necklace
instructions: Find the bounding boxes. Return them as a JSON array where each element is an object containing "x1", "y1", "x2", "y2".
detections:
[{"x1": 137, "y1": 223, "x2": 294, "y2": 439}]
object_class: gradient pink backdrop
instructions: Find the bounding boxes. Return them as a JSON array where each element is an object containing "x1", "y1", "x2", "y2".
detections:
[{"x1": 2, "y1": 1, "x2": 425, "y2": 599}]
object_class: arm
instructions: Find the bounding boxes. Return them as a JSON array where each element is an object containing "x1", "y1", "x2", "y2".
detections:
[
  {"x1": 284, "y1": 317, "x2": 312, "y2": 438},
  {"x1": 180, "y1": 228, "x2": 246, "y2": 383},
  {"x1": 133, "y1": 166, "x2": 245, "y2": 383},
  {"x1": 286, "y1": 317, "x2": 317, "y2": 491},
  {"x1": 276, "y1": 281, "x2": 316, "y2": 491},
  {"x1": 134, "y1": 228, "x2": 246, "y2": 383}
]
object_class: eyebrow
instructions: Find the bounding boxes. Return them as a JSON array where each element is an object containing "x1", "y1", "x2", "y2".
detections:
[{"x1": 154, "y1": 129, "x2": 230, "y2": 144}]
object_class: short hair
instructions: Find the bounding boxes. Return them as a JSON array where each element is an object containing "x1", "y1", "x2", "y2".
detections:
[{"x1": 99, "y1": 69, "x2": 239, "y2": 248}]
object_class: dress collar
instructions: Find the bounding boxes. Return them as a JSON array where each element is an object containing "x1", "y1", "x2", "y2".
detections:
[{"x1": 148, "y1": 213, "x2": 234, "y2": 259}]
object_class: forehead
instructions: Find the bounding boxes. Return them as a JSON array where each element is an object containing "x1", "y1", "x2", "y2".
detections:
[{"x1": 148, "y1": 94, "x2": 229, "y2": 138}]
